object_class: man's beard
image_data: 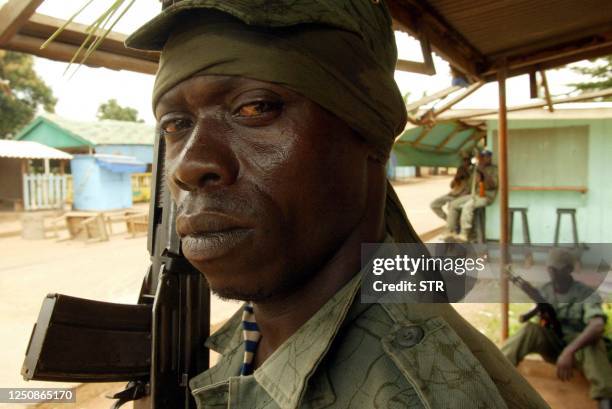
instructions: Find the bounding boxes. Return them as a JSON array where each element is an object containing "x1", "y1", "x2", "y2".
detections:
[
  {"x1": 204, "y1": 259, "x2": 318, "y2": 303},
  {"x1": 203, "y1": 231, "x2": 347, "y2": 303}
]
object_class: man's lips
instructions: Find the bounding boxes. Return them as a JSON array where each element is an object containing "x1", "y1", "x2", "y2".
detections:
[{"x1": 177, "y1": 212, "x2": 253, "y2": 262}]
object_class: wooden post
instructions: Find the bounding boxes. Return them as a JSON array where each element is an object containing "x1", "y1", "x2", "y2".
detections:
[
  {"x1": 540, "y1": 70, "x2": 554, "y2": 112},
  {"x1": 59, "y1": 160, "x2": 65, "y2": 175},
  {"x1": 529, "y1": 71, "x2": 538, "y2": 99},
  {"x1": 498, "y1": 65, "x2": 510, "y2": 341},
  {"x1": 0, "y1": 0, "x2": 45, "y2": 45},
  {"x1": 20, "y1": 159, "x2": 28, "y2": 211}
]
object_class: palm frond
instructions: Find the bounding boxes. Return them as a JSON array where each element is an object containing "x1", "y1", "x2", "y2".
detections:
[
  {"x1": 80, "y1": 0, "x2": 136, "y2": 69},
  {"x1": 41, "y1": 0, "x2": 138, "y2": 74},
  {"x1": 39, "y1": 0, "x2": 96, "y2": 50}
]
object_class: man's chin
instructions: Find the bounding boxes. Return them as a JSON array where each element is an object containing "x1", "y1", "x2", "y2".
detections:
[
  {"x1": 203, "y1": 259, "x2": 312, "y2": 303},
  {"x1": 210, "y1": 284, "x2": 271, "y2": 302}
]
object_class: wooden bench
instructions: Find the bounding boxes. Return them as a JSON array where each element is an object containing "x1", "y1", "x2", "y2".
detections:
[
  {"x1": 125, "y1": 212, "x2": 148, "y2": 238},
  {"x1": 103, "y1": 210, "x2": 147, "y2": 236},
  {"x1": 50, "y1": 211, "x2": 109, "y2": 242}
]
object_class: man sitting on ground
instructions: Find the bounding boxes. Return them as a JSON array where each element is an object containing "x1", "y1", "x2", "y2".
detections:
[{"x1": 501, "y1": 248, "x2": 612, "y2": 409}]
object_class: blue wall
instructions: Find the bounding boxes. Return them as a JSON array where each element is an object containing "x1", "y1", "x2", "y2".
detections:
[
  {"x1": 71, "y1": 155, "x2": 133, "y2": 211},
  {"x1": 95, "y1": 144, "x2": 153, "y2": 165}
]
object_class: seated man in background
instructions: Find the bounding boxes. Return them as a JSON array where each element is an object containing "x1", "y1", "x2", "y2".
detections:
[
  {"x1": 446, "y1": 149, "x2": 497, "y2": 242},
  {"x1": 502, "y1": 248, "x2": 612, "y2": 408},
  {"x1": 430, "y1": 151, "x2": 472, "y2": 221}
]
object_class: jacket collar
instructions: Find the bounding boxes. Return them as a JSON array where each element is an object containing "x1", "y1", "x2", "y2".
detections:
[
  {"x1": 195, "y1": 273, "x2": 361, "y2": 409},
  {"x1": 252, "y1": 272, "x2": 362, "y2": 409},
  {"x1": 205, "y1": 304, "x2": 245, "y2": 355}
]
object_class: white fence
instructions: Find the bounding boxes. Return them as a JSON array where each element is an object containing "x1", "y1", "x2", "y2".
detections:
[{"x1": 23, "y1": 174, "x2": 69, "y2": 210}]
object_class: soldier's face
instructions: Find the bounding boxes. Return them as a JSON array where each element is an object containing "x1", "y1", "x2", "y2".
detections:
[
  {"x1": 155, "y1": 75, "x2": 372, "y2": 301},
  {"x1": 548, "y1": 265, "x2": 573, "y2": 293}
]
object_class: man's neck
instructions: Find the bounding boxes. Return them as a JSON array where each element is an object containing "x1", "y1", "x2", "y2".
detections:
[{"x1": 251, "y1": 222, "x2": 385, "y2": 369}]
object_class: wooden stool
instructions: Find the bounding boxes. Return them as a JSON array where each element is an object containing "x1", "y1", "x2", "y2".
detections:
[
  {"x1": 509, "y1": 207, "x2": 533, "y2": 265},
  {"x1": 509, "y1": 208, "x2": 531, "y2": 245},
  {"x1": 554, "y1": 208, "x2": 579, "y2": 247}
]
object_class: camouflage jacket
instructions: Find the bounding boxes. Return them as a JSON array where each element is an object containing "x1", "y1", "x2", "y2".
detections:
[
  {"x1": 189, "y1": 273, "x2": 549, "y2": 409},
  {"x1": 540, "y1": 280, "x2": 608, "y2": 343}
]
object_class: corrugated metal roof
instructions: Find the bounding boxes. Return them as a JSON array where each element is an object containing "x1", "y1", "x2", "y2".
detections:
[
  {"x1": 389, "y1": 0, "x2": 612, "y2": 80},
  {"x1": 0, "y1": 140, "x2": 73, "y2": 160},
  {"x1": 39, "y1": 114, "x2": 155, "y2": 146},
  {"x1": 393, "y1": 120, "x2": 485, "y2": 167},
  {"x1": 398, "y1": 121, "x2": 480, "y2": 151},
  {"x1": 428, "y1": 0, "x2": 611, "y2": 56}
]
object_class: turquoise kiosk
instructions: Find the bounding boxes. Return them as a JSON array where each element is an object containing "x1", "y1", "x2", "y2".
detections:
[{"x1": 70, "y1": 154, "x2": 147, "y2": 211}]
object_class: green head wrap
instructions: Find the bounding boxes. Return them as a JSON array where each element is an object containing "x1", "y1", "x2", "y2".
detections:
[{"x1": 127, "y1": 0, "x2": 421, "y2": 244}]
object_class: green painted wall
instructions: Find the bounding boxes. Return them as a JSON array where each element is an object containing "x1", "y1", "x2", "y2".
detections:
[
  {"x1": 485, "y1": 117, "x2": 612, "y2": 244},
  {"x1": 394, "y1": 146, "x2": 465, "y2": 168},
  {"x1": 18, "y1": 121, "x2": 90, "y2": 149}
]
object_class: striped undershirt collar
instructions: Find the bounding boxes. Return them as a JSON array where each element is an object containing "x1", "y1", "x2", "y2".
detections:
[{"x1": 240, "y1": 303, "x2": 261, "y2": 376}]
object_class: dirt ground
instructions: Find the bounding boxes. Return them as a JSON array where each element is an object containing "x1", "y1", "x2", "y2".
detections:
[{"x1": 0, "y1": 175, "x2": 451, "y2": 408}]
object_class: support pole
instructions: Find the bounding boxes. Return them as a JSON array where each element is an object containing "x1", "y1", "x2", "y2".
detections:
[
  {"x1": 21, "y1": 159, "x2": 28, "y2": 211},
  {"x1": 498, "y1": 65, "x2": 510, "y2": 341},
  {"x1": 540, "y1": 70, "x2": 555, "y2": 113},
  {"x1": 529, "y1": 71, "x2": 538, "y2": 99}
]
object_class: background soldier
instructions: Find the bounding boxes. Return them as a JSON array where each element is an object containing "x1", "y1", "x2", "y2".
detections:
[
  {"x1": 430, "y1": 151, "x2": 472, "y2": 221},
  {"x1": 446, "y1": 149, "x2": 498, "y2": 242},
  {"x1": 502, "y1": 248, "x2": 612, "y2": 408}
]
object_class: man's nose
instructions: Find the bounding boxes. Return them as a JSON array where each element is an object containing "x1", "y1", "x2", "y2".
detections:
[{"x1": 169, "y1": 120, "x2": 239, "y2": 191}]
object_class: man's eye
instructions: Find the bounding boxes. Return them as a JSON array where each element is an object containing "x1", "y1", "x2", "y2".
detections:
[
  {"x1": 161, "y1": 118, "x2": 193, "y2": 134},
  {"x1": 236, "y1": 101, "x2": 281, "y2": 117}
]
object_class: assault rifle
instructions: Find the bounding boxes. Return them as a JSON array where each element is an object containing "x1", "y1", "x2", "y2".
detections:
[
  {"x1": 21, "y1": 130, "x2": 209, "y2": 408},
  {"x1": 504, "y1": 265, "x2": 565, "y2": 343}
]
